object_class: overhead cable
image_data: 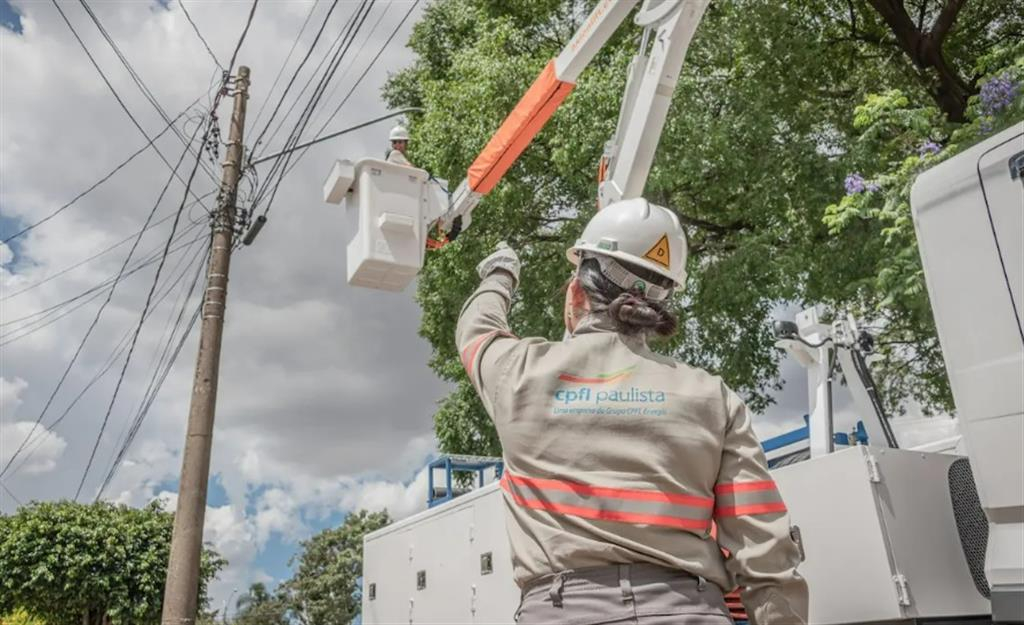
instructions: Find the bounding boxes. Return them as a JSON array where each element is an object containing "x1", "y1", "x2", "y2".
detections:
[
  {"x1": 74, "y1": 107, "x2": 218, "y2": 501},
  {"x1": 248, "y1": 0, "x2": 342, "y2": 156},
  {"x1": 4, "y1": 240, "x2": 209, "y2": 480},
  {"x1": 77, "y1": 0, "x2": 221, "y2": 186},
  {"x1": 178, "y1": 0, "x2": 224, "y2": 71},
  {"x1": 0, "y1": 119, "x2": 207, "y2": 480},
  {"x1": 285, "y1": 0, "x2": 420, "y2": 177},
  {"x1": 0, "y1": 97, "x2": 206, "y2": 245},
  {"x1": 249, "y1": 0, "x2": 318, "y2": 133},
  {"x1": 50, "y1": 0, "x2": 215, "y2": 208}
]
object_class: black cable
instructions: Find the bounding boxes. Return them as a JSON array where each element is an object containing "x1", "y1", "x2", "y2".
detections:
[
  {"x1": 254, "y1": 1, "x2": 364, "y2": 161},
  {"x1": 74, "y1": 107, "x2": 215, "y2": 501},
  {"x1": 849, "y1": 349, "x2": 900, "y2": 449},
  {"x1": 224, "y1": 0, "x2": 259, "y2": 76},
  {"x1": 284, "y1": 0, "x2": 419, "y2": 178},
  {"x1": 0, "y1": 97, "x2": 205, "y2": 245},
  {"x1": 304, "y1": 1, "x2": 393, "y2": 134},
  {"x1": 0, "y1": 231, "x2": 206, "y2": 347},
  {"x1": 0, "y1": 222, "x2": 205, "y2": 330},
  {"x1": 249, "y1": 0, "x2": 318, "y2": 133},
  {"x1": 178, "y1": 0, "x2": 224, "y2": 71},
  {"x1": 96, "y1": 299, "x2": 202, "y2": 499},
  {"x1": 248, "y1": 0, "x2": 341, "y2": 155},
  {"x1": 253, "y1": 0, "x2": 373, "y2": 214},
  {"x1": 76, "y1": 0, "x2": 221, "y2": 187},
  {"x1": 50, "y1": 0, "x2": 214, "y2": 209},
  {"x1": 5, "y1": 239, "x2": 209, "y2": 480},
  {"x1": 0, "y1": 481, "x2": 23, "y2": 508},
  {"x1": 1, "y1": 192, "x2": 213, "y2": 302},
  {"x1": 0, "y1": 119, "x2": 206, "y2": 480},
  {"x1": 95, "y1": 243, "x2": 208, "y2": 499}
]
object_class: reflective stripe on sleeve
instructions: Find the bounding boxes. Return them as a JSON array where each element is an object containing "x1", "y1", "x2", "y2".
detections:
[
  {"x1": 460, "y1": 330, "x2": 514, "y2": 379},
  {"x1": 501, "y1": 471, "x2": 713, "y2": 532},
  {"x1": 714, "y1": 480, "x2": 787, "y2": 517}
]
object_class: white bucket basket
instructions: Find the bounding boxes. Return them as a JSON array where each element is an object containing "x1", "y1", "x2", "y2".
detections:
[{"x1": 324, "y1": 158, "x2": 448, "y2": 292}]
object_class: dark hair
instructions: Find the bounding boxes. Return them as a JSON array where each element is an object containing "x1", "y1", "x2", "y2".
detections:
[{"x1": 576, "y1": 256, "x2": 678, "y2": 337}]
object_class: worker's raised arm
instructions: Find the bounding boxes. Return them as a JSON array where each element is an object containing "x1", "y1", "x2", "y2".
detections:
[
  {"x1": 455, "y1": 244, "x2": 521, "y2": 414},
  {"x1": 714, "y1": 386, "x2": 809, "y2": 625}
]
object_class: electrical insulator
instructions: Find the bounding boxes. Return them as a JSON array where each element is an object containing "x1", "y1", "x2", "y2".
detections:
[{"x1": 242, "y1": 215, "x2": 266, "y2": 246}]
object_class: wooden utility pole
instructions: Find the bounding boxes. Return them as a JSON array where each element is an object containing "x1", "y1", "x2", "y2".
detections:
[{"x1": 162, "y1": 66, "x2": 250, "y2": 625}]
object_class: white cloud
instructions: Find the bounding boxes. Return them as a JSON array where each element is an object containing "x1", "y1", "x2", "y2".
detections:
[{"x1": 0, "y1": 377, "x2": 69, "y2": 477}]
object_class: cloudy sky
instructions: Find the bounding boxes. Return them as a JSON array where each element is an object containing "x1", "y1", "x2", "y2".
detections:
[{"x1": 0, "y1": 0, "x2": 956, "y2": 609}]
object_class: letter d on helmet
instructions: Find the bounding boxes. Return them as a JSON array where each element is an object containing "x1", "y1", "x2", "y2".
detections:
[{"x1": 567, "y1": 198, "x2": 687, "y2": 287}]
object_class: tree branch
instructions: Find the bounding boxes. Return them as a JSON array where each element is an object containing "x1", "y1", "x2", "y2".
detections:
[{"x1": 932, "y1": 0, "x2": 967, "y2": 41}]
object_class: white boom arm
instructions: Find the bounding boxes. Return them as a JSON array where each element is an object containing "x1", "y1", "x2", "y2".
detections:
[
  {"x1": 441, "y1": 0, "x2": 709, "y2": 228},
  {"x1": 598, "y1": 0, "x2": 709, "y2": 208}
]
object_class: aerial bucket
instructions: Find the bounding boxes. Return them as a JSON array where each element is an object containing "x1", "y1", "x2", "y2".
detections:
[{"x1": 323, "y1": 158, "x2": 447, "y2": 292}]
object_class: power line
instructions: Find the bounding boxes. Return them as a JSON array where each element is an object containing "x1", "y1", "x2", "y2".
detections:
[
  {"x1": 248, "y1": 0, "x2": 341, "y2": 156},
  {"x1": 76, "y1": 0, "x2": 221, "y2": 187},
  {"x1": 296, "y1": 0, "x2": 421, "y2": 174},
  {"x1": 1, "y1": 192, "x2": 213, "y2": 302},
  {"x1": 50, "y1": 0, "x2": 214, "y2": 210},
  {"x1": 0, "y1": 221, "x2": 205, "y2": 331},
  {"x1": 252, "y1": 0, "x2": 364, "y2": 162},
  {"x1": 95, "y1": 244, "x2": 208, "y2": 500},
  {"x1": 178, "y1": 0, "x2": 224, "y2": 71},
  {"x1": 249, "y1": 0, "x2": 318, "y2": 133},
  {"x1": 251, "y1": 0, "x2": 374, "y2": 215},
  {"x1": 74, "y1": 101, "x2": 219, "y2": 502},
  {"x1": 303, "y1": 0, "x2": 393, "y2": 138},
  {"x1": 0, "y1": 231, "x2": 207, "y2": 347},
  {"x1": 0, "y1": 480, "x2": 24, "y2": 508},
  {"x1": 224, "y1": 0, "x2": 259, "y2": 75},
  {"x1": 0, "y1": 97, "x2": 206, "y2": 245},
  {"x1": 250, "y1": 0, "x2": 416, "y2": 220},
  {"x1": 0, "y1": 118, "x2": 208, "y2": 480},
  {"x1": 4, "y1": 239, "x2": 210, "y2": 480}
]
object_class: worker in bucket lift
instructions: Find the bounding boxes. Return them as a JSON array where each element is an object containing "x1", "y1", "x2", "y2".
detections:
[
  {"x1": 386, "y1": 124, "x2": 412, "y2": 166},
  {"x1": 457, "y1": 198, "x2": 808, "y2": 625}
]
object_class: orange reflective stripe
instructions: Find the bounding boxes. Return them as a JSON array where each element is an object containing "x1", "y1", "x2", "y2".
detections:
[
  {"x1": 714, "y1": 480, "x2": 786, "y2": 517},
  {"x1": 467, "y1": 60, "x2": 575, "y2": 194},
  {"x1": 714, "y1": 480, "x2": 776, "y2": 494},
  {"x1": 460, "y1": 330, "x2": 514, "y2": 378},
  {"x1": 715, "y1": 502, "x2": 788, "y2": 517},
  {"x1": 501, "y1": 471, "x2": 712, "y2": 532}
]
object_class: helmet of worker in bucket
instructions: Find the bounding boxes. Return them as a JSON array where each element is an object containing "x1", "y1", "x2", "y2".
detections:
[
  {"x1": 389, "y1": 124, "x2": 410, "y2": 149},
  {"x1": 567, "y1": 198, "x2": 688, "y2": 300}
]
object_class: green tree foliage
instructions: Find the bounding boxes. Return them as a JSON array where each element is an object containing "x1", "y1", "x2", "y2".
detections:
[
  {"x1": 232, "y1": 583, "x2": 288, "y2": 625},
  {"x1": 383, "y1": 0, "x2": 1023, "y2": 454},
  {"x1": 280, "y1": 510, "x2": 390, "y2": 625},
  {"x1": 1, "y1": 608, "x2": 46, "y2": 625},
  {"x1": 0, "y1": 501, "x2": 225, "y2": 625}
]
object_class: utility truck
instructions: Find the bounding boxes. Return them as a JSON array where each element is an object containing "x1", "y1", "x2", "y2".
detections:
[{"x1": 319, "y1": 0, "x2": 1023, "y2": 622}]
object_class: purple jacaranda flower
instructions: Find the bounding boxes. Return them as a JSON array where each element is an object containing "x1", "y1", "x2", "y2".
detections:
[
  {"x1": 980, "y1": 73, "x2": 1019, "y2": 117},
  {"x1": 866, "y1": 182, "x2": 881, "y2": 192},
  {"x1": 845, "y1": 173, "x2": 866, "y2": 195},
  {"x1": 917, "y1": 140, "x2": 941, "y2": 157}
]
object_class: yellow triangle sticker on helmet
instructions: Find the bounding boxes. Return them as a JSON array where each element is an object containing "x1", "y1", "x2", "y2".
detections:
[{"x1": 644, "y1": 234, "x2": 671, "y2": 269}]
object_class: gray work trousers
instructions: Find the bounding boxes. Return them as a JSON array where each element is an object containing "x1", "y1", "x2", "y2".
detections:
[{"x1": 515, "y1": 563, "x2": 735, "y2": 625}]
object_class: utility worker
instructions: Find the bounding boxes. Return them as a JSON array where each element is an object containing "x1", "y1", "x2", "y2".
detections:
[
  {"x1": 457, "y1": 198, "x2": 808, "y2": 625},
  {"x1": 386, "y1": 124, "x2": 412, "y2": 166}
]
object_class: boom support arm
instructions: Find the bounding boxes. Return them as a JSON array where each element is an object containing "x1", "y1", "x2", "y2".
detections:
[{"x1": 441, "y1": 0, "x2": 709, "y2": 228}]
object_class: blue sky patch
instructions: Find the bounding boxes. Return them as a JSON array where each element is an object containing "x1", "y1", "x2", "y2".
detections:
[{"x1": 0, "y1": 0, "x2": 22, "y2": 34}]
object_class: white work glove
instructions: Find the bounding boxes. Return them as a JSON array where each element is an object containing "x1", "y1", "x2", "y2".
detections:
[{"x1": 476, "y1": 242, "x2": 520, "y2": 287}]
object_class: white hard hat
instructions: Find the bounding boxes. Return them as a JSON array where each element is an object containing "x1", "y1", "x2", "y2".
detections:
[
  {"x1": 567, "y1": 198, "x2": 687, "y2": 289},
  {"x1": 389, "y1": 125, "x2": 410, "y2": 142}
]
